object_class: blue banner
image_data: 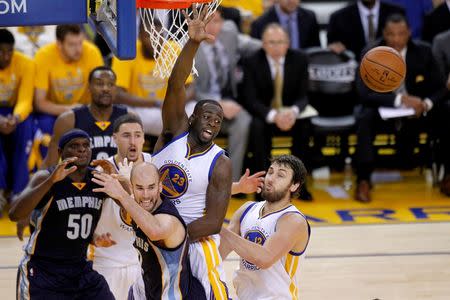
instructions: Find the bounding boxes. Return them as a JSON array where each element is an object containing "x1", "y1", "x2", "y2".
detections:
[{"x1": 0, "y1": 0, "x2": 86, "y2": 26}]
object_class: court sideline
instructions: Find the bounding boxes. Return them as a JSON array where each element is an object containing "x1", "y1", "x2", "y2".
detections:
[{"x1": 1, "y1": 222, "x2": 450, "y2": 299}]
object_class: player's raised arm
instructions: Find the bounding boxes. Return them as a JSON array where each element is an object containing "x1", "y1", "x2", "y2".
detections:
[
  {"x1": 187, "y1": 154, "x2": 232, "y2": 242},
  {"x1": 9, "y1": 157, "x2": 78, "y2": 221},
  {"x1": 156, "y1": 6, "x2": 215, "y2": 150}
]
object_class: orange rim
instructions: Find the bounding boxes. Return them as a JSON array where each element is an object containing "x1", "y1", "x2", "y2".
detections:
[{"x1": 136, "y1": 0, "x2": 212, "y2": 9}]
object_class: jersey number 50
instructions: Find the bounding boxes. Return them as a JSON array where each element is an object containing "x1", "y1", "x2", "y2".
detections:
[{"x1": 67, "y1": 214, "x2": 93, "y2": 240}]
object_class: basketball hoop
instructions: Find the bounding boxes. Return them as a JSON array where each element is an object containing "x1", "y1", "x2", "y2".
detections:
[{"x1": 137, "y1": 0, "x2": 222, "y2": 78}]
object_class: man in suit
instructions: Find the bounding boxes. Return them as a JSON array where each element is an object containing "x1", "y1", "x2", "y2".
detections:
[
  {"x1": 327, "y1": 0, "x2": 405, "y2": 59},
  {"x1": 354, "y1": 14, "x2": 446, "y2": 202},
  {"x1": 194, "y1": 8, "x2": 254, "y2": 181},
  {"x1": 242, "y1": 23, "x2": 313, "y2": 200},
  {"x1": 422, "y1": 1, "x2": 450, "y2": 43},
  {"x1": 432, "y1": 29, "x2": 450, "y2": 196},
  {"x1": 250, "y1": 0, "x2": 320, "y2": 50}
]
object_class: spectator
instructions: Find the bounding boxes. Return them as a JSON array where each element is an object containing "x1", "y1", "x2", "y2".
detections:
[
  {"x1": 194, "y1": 8, "x2": 253, "y2": 181},
  {"x1": 242, "y1": 23, "x2": 313, "y2": 201},
  {"x1": 432, "y1": 29, "x2": 450, "y2": 196},
  {"x1": 422, "y1": 0, "x2": 450, "y2": 43},
  {"x1": 354, "y1": 14, "x2": 446, "y2": 202},
  {"x1": 251, "y1": 0, "x2": 320, "y2": 50},
  {"x1": 383, "y1": 0, "x2": 433, "y2": 39},
  {"x1": 0, "y1": 29, "x2": 35, "y2": 211},
  {"x1": 327, "y1": 0, "x2": 405, "y2": 59},
  {"x1": 8, "y1": 26, "x2": 56, "y2": 57},
  {"x1": 33, "y1": 24, "x2": 103, "y2": 158}
]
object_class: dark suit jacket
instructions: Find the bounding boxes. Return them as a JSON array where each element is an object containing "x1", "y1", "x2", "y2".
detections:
[
  {"x1": 242, "y1": 48, "x2": 309, "y2": 121},
  {"x1": 422, "y1": 2, "x2": 450, "y2": 43},
  {"x1": 250, "y1": 6, "x2": 320, "y2": 49},
  {"x1": 327, "y1": 2, "x2": 405, "y2": 59},
  {"x1": 356, "y1": 39, "x2": 446, "y2": 108}
]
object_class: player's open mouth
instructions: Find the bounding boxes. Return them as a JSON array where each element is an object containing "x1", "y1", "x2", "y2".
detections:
[{"x1": 202, "y1": 129, "x2": 213, "y2": 138}]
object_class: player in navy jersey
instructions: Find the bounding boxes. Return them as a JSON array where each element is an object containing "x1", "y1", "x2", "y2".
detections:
[
  {"x1": 9, "y1": 129, "x2": 114, "y2": 300},
  {"x1": 92, "y1": 162, "x2": 206, "y2": 300},
  {"x1": 42, "y1": 66, "x2": 128, "y2": 168}
]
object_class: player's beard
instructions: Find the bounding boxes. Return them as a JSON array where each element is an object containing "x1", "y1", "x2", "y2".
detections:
[{"x1": 261, "y1": 186, "x2": 289, "y2": 203}]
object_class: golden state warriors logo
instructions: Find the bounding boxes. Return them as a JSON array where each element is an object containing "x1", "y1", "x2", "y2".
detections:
[
  {"x1": 120, "y1": 207, "x2": 133, "y2": 227},
  {"x1": 242, "y1": 230, "x2": 267, "y2": 270},
  {"x1": 159, "y1": 164, "x2": 189, "y2": 199}
]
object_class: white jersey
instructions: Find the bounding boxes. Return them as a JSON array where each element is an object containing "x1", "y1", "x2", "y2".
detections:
[
  {"x1": 233, "y1": 201, "x2": 311, "y2": 300},
  {"x1": 152, "y1": 132, "x2": 225, "y2": 225},
  {"x1": 92, "y1": 152, "x2": 152, "y2": 267}
]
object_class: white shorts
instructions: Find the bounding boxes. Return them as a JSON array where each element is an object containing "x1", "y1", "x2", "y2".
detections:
[
  {"x1": 93, "y1": 262, "x2": 141, "y2": 300},
  {"x1": 190, "y1": 235, "x2": 229, "y2": 300}
]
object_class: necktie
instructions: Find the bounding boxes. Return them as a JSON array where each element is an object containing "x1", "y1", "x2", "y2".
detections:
[
  {"x1": 367, "y1": 14, "x2": 375, "y2": 43},
  {"x1": 272, "y1": 61, "x2": 283, "y2": 109},
  {"x1": 212, "y1": 45, "x2": 225, "y2": 88}
]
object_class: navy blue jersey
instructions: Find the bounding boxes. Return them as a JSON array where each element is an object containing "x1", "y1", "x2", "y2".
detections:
[
  {"x1": 24, "y1": 168, "x2": 106, "y2": 263},
  {"x1": 73, "y1": 105, "x2": 127, "y2": 160},
  {"x1": 132, "y1": 200, "x2": 206, "y2": 300}
]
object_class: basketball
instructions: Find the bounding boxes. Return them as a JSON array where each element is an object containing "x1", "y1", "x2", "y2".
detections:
[{"x1": 359, "y1": 46, "x2": 406, "y2": 93}]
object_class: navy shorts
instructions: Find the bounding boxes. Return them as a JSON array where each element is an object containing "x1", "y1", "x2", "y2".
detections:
[{"x1": 17, "y1": 257, "x2": 114, "y2": 300}]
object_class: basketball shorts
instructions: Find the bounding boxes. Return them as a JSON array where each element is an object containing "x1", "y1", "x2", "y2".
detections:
[
  {"x1": 189, "y1": 235, "x2": 230, "y2": 300},
  {"x1": 17, "y1": 256, "x2": 114, "y2": 300},
  {"x1": 93, "y1": 262, "x2": 141, "y2": 300}
]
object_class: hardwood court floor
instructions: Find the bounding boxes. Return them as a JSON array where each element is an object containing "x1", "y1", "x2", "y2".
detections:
[{"x1": 1, "y1": 170, "x2": 449, "y2": 299}]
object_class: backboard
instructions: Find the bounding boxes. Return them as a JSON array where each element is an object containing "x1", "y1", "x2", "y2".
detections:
[{"x1": 0, "y1": 0, "x2": 137, "y2": 60}]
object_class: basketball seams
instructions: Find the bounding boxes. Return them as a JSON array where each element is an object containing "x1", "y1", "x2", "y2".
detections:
[
  {"x1": 364, "y1": 56, "x2": 404, "y2": 77},
  {"x1": 360, "y1": 63, "x2": 390, "y2": 92},
  {"x1": 360, "y1": 62, "x2": 400, "y2": 89}
]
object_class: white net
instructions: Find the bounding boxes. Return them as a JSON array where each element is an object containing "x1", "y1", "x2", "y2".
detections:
[{"x1": 139, "y1": 0, "x2": 222, "y2": 79}]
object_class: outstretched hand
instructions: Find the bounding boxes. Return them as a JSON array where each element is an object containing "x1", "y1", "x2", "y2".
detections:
[
  {"x1": 182, "y1": 5, "x2": 215, "y2": 43},
  {"x1": 117, "y1": 158, "x2": 134, "y2": 181},
  {"x1": 93, "y1": 233, "x2": 117, "y2": 248},
  {"x1": 91, "y1": 159, "x2": 117, "y2": 175},
  {"x1": 237, "y1": 169, "x2": 265, "y2": 194},
  {"x1": 50, "y1": 157, "x2": 78, "y2": 183},
  {"x1": 92, "y1": 172, "x2": 129, "y2": 201}
]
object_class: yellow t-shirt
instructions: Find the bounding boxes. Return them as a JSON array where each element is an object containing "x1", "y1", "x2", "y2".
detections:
[
  {"x1": 34, "y1": 41, "x2": 103, "y2": 105},
  {"x1": 0, "y1": 51, "x2": 35, "y2": 121},
  {"x1": 221, "y1": 0, "x2": 264, "y2": 17},
  {"x1": 112, "y1": 40, "x2": 193, "y2": 102}
]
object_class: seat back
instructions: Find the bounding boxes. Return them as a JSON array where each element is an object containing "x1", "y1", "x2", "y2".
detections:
[{"x1": 306, "y1": 47, "x2": 358, "y2": 116}]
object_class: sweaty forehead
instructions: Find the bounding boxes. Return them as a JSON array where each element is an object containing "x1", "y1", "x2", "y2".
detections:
[
  {"x1": 270, "y1": 162, "x2": 293, "y2": 173},
  {"x1": 200, "y1": 103, "x2": 223, "y2": 115}
]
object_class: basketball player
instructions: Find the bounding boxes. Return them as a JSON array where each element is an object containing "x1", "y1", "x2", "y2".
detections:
[
  {"x1": 92, "y1": 162, "x2": 207, "y2": 299},
  {"x1": 9, "y1": 129, "x2": 114, "y2": 299},
  {"x1": 90, "y1": 113, "x2": 151, "y2": 300},
  {"x1": 150, "y1": 7, "x2": 236, "y2": 299},
  {"x1": 42, "y1": 66, "x2": 128, "y2": 168},
  {"x1": 220, "y1": 155, "x2": 311, "y2": 300}
]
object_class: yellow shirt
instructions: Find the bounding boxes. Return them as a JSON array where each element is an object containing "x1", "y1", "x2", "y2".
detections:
[
  {"x1": 0, "y1": 51, "x2": 35, "y2": 121},
  {"x1": 112, "y1": 40, "x2": 193, "y2": 102},
  {"x1": 34, "y1": 41, "x2": 103, "y2": 105},
  {"x1": 221, "y1": 0, "x2": 264, "y2": 17}
]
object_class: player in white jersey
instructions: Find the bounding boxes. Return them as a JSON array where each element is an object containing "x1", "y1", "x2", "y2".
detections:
[
  {"x1": 150, "y1": 7, "x2": 265, "y2": 300},
  {"x1": 90, "y1": 114, "x2": 151, "y2": 300},
  {"x1": 220, "y1": 155, "x2": 311, "y2": 300}
]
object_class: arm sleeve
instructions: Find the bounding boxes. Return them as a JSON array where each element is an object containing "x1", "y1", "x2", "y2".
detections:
[
  {"x1": 34, "y1": 48, "x2": 50, "y2": 91},
  {"x1": 14, "y1": 55, "x2": 35, "y2": 121}
]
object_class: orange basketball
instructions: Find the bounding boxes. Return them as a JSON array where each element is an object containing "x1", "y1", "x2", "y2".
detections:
[{"x1": 359, "y1": 46, "x2": 406, "y2": 93}]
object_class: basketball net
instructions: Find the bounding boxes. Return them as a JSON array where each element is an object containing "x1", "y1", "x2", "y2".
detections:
[{"x1": 139, "y1": 1, "x2": 222, "y2": 79}]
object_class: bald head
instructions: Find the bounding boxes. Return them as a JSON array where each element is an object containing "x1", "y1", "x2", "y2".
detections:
[{"x1": 130, "y1": 162, "x2": 160, "y2": 184}]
